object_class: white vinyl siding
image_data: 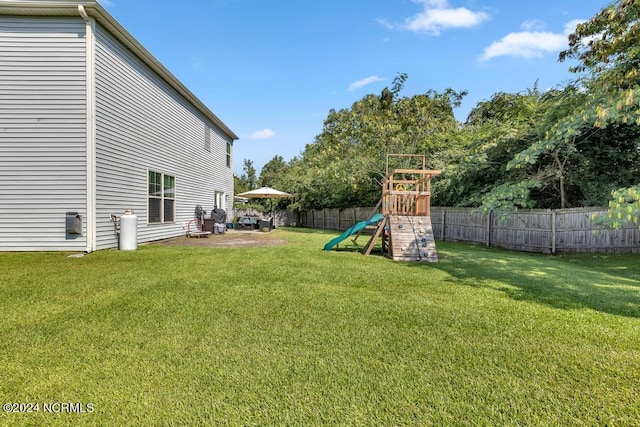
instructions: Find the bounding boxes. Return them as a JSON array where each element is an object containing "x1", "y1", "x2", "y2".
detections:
[
  {"x1": 94, "y1": 25, "x2": 234, "y2": 249},
  {"x1": 0, "y1": 17, "x2": 87, "y2": 251}
]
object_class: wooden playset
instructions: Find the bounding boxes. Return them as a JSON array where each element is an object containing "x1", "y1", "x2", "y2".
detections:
[{"x1": 363, "y1": 154, "x2": 441, "y2": 262}]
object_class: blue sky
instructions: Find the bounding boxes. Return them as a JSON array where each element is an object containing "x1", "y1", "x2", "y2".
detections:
[{"x1": 100, "y1": 0, "x2": 610, "y2": 176}]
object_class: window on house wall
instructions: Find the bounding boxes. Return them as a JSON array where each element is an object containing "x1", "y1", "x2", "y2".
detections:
[
  {"x1": 215, "y1": 191, "x2": 225, "y2": 209},
  {"x1": 148, "y1": 170, "x2": 175, "y2": 223},
  {"x1": 226, "y1": 142, "x2": 231, "y2": 168},
  {"x1": 163, "y1": 174, "x2": 175, "y2": 222},
  {"x1": 204, "y1": 126, "x2": 211, "y2": 152}
]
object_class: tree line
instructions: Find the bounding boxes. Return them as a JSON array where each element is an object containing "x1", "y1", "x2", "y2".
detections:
[{"x1": 236, "y1": 0, "x2": 640, "y2": 228}]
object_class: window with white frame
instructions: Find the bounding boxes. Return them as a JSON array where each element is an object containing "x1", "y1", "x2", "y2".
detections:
[
  {"x1": 226, "y1": 142, "x2": 231, "y2": 168},
  {"x1": 148, "y1": 170, "x2": 175, "y2": 223},
  {"x1": 215, "y1": 191, "x2": 225, "y2": 209},
  {"x1": 205, "y1": 125, "x2": 211, "y2": 152}
]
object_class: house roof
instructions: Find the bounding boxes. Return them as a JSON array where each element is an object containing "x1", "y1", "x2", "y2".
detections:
[{"x1": 0, "y1": 0, "x2": 239, "y2": 141}]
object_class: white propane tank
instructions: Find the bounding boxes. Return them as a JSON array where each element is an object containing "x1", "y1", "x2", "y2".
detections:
[{"x1": 119, "y1": 210, "x2": 138, "y2": 250}]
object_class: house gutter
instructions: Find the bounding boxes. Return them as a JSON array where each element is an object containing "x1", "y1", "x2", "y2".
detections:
[{"x1": 79, "y1": 4, "x2": 96, "y2": 253}]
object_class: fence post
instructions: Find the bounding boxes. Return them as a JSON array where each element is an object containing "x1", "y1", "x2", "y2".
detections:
[
  {"x1": 441, "y1": 209, "x2": 446, "y2": 241},
  {"x1": 353, "y1": 208, "x2": 357, "y2": 229},
  {"x1": 485, "y1": 212, "x2": 491, "y2": 247},
  {"x1": 322, "y1": 208, "x2": 326, "y2": 230},
  {"x1": 551, "y1": 210, "x2": 556, "y2": 254}
]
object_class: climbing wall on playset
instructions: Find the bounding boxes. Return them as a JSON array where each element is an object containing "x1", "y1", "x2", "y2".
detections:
[{"x1": 388, "y1": 215, "x2": 438, "y2": 262}]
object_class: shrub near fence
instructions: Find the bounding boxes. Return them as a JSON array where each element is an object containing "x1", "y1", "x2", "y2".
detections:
[{"x1": 300, "y1": 207, "x2": 640, "y2": 254}]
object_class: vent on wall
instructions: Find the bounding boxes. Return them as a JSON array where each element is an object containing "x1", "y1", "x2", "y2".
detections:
[{"x1": 66, "y1": 212, "x2": 82, "y2": 235}]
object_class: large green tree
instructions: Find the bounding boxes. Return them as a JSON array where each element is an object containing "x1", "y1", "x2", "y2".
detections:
[
  {"x1": 292, "y1": 74, "x2": 466, "y2": 210},
  {"x1": 559, "y1": 0, "x2": 640, "y2": 226},
  {"x1": 259, "y1": 155, "x2": 287, "y2": 188},
  {"x1": 234, "y1": 159, "x2": 258, "y2": 195},
  {"x1": 479, "y1": 0, "x2": 640, "y2": 222},
  {"x1": 258, "y1": 155, "x2": 292, "y2": 210},
  {"x1": 442, "y1": 88, "x2": 545, "y2": 209}
]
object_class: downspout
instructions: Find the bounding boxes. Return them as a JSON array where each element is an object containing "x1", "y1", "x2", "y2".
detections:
[{"x1": 79, "y1": 5, "x2": 97, "y2": 253}]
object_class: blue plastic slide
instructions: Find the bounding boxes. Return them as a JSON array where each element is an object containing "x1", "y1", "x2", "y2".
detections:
[{"x1": 323, "y1": 213, "x2": 385, "y2": 251}]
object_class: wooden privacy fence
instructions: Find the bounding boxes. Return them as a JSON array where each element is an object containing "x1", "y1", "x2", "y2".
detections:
[{"x1": 300, "y1": 206, "x2": 640, "y2": 254}]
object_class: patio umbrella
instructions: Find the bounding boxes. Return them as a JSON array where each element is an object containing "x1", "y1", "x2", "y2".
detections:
[
  {"x1": 237, "y1": 186, "x2": 293, "y2": 199},
  {"x1": 236, "y1": 186, "x2": 293, "y2": 217}
]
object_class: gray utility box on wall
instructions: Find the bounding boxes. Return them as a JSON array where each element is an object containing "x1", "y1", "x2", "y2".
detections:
[{"x1": 65, "y1": 212, "x2": 82, "y2": 235}]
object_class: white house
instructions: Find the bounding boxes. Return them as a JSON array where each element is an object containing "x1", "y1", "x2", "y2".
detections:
[{"x1": 0, "y1": 0, "x2": 239, "y2": 251}]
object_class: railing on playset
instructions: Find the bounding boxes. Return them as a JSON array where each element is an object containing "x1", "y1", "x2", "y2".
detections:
[
  {"x1": 381, "y1": 154, "x2": 441, "y2": 217},
  {"x1": 381, "y1": 169, "x2": 440, "y2": 217}
]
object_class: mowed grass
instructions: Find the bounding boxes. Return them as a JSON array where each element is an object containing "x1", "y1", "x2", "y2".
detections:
[{"x1": 0, "y1": 228, "x2": 639, "y2": 426}]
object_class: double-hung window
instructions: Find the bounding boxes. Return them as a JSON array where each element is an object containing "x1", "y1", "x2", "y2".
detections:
[{"x1": 148, "y1": 171, "x2": 175, "y2": 223}]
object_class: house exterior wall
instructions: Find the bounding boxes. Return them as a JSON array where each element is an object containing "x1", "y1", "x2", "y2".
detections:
[
  {"x1": 0, "y1": 16, "x2": 88, "y2": 251},
  {"x1": 0, "y1": 6, "x2": 236, "y2": 252},
  {"x1": 93, "y1": 25, "x2": 234, "y2": 250}
]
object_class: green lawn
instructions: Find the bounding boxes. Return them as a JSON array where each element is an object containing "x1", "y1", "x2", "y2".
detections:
[{"x1": 1, "y1": 228, "x2": 639, "y2": 425}]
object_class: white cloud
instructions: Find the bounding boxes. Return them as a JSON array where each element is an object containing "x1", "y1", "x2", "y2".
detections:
[
  {"x1": 348, "y1": 76, "x2": 384, "y2": 91},
  {"x1": 480, "y1": 32, "x2": 567, "y2": 61},
  {"x1": 248, "y1": 129, "x2": 276, "y2": 140},
  {"x1": 382, "y1": 0, "x2": 489, "y2": 35},
  {"x1": 479, "y1": 19, "x2": 584, "y2": 62},
  {"x1": 520, "y1": 20, "x2": 546, "y2": 32}
]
